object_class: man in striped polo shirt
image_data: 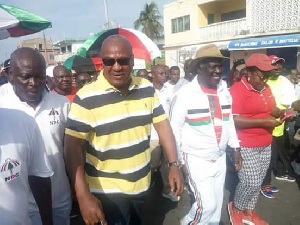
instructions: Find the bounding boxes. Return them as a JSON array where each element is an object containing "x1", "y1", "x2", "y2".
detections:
[{"x1": 64, "y1": 35, "x2": 183, "y2": 225}]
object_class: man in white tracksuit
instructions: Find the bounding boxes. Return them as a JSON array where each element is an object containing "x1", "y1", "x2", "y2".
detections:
[{"x1": 170, "y1": 44, "x2": 242, "y2": 225}]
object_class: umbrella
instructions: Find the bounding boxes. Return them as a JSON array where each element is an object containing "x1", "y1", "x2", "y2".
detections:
[
  {"x1": 0, "y1": 4, "x2": 51, "y2": 40},
  {"x1": 77, "y1": 28, "x2": 161, "y2": 61},
  {"x1": 63, "y1": 55, "x2": 97, "y2": 74}
]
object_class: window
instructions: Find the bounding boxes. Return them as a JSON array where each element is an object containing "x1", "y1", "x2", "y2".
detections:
[
  {"x1": 172, "y1": 18, "x2": 178, "y2": 33},
  {"x1": 207, "y1": 14, "x2": 215, "y2": 25},
  {"x1": 171, "y1": 15, "x2": 190, "y2": 33},
  {"x1": 67, "y1": 45, "x2": 72, "y2": 52},
  {"x1": 49, "y1": 54, "x2": 54, "y2": 60},
  {"x1": 221, "y1": 9, "x2": 246, "y2": 22},
  {"x1": 39, "y1": 44, "x2": 43, "y2": 50}
]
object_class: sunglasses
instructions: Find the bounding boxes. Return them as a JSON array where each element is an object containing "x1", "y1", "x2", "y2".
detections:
[{"x1": 102, "y1": 56, "x2": 132, "y2": 66}]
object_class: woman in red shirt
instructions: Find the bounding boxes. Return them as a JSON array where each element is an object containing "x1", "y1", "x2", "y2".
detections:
[{"x1": 228, "y1": 54, "x2": 283, "y2": 225}]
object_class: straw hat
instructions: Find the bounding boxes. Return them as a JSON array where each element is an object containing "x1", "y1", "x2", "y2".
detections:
[{"x1": 190, "y1": 44, "x2": 229, "y2": 73}]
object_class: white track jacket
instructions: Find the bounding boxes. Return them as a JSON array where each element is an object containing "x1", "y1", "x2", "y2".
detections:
[{"x1": 169, "y1": 78, "x2": 240, "y2": 162}]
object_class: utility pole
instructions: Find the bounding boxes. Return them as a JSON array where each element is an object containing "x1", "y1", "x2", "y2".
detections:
[
  {"x1": 43, "y1": 31, "x2": 49, "y2": 65},
  {"x1": 103, "y1": 0, "x2": 109, "y2": 29}
]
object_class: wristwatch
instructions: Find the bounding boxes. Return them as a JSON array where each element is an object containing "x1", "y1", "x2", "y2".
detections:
[{"x1": 168, "y1": 161, "x2": 182, "y2": 168}]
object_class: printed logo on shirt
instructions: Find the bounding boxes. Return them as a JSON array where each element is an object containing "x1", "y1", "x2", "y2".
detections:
[
  {"x1": 49, "y1": 108, "x2": 60, "y2": 125},
  {"x1": 0, "y1": 158, "x2": 21, "y2": 183}
]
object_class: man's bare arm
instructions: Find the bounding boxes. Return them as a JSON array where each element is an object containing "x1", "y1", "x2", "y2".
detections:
[
  {"x1": 64, "y1": 134, "x2": 107, "y2": 225},
  {"x1": 153, "y1": 119, "x2": 184, "y2": 196}
]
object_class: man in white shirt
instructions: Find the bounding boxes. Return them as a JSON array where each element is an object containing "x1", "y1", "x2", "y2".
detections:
[
  {"x1": 170, "y1": 45, "x2": 241, "y2": 224},
  {"x1": 150, "y1": 64, "x2": 178, "y2": 201},
  {"x1": 1, "y1": 47, "x2": 72, "y2": 225},
  {"x1": 165, "y1": 66, "x2": 180, "y2": 88},
  {"x1": 173, "y1": 59, "x2": 196, "y2": 95},
  {"x1": 0, "y1": 108, "x2": 53, "y2": 225}
]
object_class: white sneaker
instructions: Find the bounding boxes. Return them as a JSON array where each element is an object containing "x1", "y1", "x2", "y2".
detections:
[{"x1": 162, "y1": 191, "x2": 180, "y2": 202}]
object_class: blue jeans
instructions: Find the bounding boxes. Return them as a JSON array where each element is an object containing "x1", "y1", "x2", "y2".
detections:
[{"x1": 29, "y1": 203, "x2": 71, "y2": 225}]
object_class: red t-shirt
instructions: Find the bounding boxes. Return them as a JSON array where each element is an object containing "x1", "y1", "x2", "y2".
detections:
[
  {"x1": 201, "y1": 86, "x2": 222, "y2": 144},
  {"x1": 229, "y1": 77, "x2": 276, "y2": 147},
  {"x1": 52, "y1": 87, "x2": 78, "y2": 102}
]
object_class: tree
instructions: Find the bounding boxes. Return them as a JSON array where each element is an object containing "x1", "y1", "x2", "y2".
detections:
[{"x1": 134, "y1": 1, "x2": 164, "y2": 40}]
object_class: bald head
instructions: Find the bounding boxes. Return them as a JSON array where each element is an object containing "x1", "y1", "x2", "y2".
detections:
[
  {"x1": 9, "y1": 47, "x2": 46, "y2": 107},
  {"x1": 101, "y1": 35, "x2": 132, "y2": 56},
  {"x1": 53, "y1": 65, "x2": 69, "y2": 76},
  {"x1": 53, "y1": 65, "x2": 72, "y2": 95},
  {"x1": 11, "y1": 47, "x2": 46, "y2": 70},
  {"x1": 151, "y1": 65, "x2": 167, "y2": 87}
]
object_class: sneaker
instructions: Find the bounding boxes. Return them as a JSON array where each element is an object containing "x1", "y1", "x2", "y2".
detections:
[
  {"x1": 252, "y1": 211, "x2": 269, "y2": 225},
  {"x1": 260, "y1": 189, "x2": 275, "y2": 199},
  {"x1": 275, "y1": 175, "x2": 296, "y2": 182},
  {"x1": 162, "y1": 191, "x2": 180, "y2": 202},
  {"x1": 242, "y1": 215, "x2": 255, "y2": 225},
  {"x1": 228, "y1": 202, "x2": 244, "y2": 225},
  {"x1": 243, "y1": 211, "x2": 269, "y2": 225},
  {"x1": 262, "y1": 184, "x2": 279, "y2": 193},
  {"x1": 269, "y1": 185, "x2": 279, "y2": 193}
]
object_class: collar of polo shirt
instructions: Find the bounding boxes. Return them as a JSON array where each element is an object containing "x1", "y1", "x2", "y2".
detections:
[{"x1": 99, "y1": 70, "x2": 140, "y2": 92}]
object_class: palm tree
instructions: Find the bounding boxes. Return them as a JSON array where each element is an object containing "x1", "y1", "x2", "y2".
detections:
[{"x1": 134, "y1": 2, "x2": 164, "y2": 40}]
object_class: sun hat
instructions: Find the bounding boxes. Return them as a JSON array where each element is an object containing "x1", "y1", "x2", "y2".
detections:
[{"x1": 190, "y1": 44, "x2": 228, "y2": 73}]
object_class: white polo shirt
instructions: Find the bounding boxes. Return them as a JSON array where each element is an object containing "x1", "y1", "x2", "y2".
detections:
[
  {"x1": 0, "y1": 108, "x2": 53, "y2": 225},
  {"x1": 0, "y1": 89, "x2": 71, "y2": 212},
  {"x1": 0, "y1": 82, "x2": 13, "y2": 97},
  {"x1": 151, "y1": 84, "x2": 173, "y2": 141}
]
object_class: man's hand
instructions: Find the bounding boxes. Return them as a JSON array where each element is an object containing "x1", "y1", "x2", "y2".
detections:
[
  {"x1": 169, "y1": 166, "x2": 184, "y2": 196},
  {"x1": 233, "y1": 148, "x2": 242, "y2": 171},
  {"x1": 77, "y1": 192, "x2": 107, "y2": 225}
]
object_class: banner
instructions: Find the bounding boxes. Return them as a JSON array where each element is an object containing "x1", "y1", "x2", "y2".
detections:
[{"x1": 228, "y1": 34, "x2": 300, "y2": 50}]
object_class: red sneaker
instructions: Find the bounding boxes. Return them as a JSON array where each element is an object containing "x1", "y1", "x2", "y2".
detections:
[
  {"x1": 252, "y1": 211, "x2": 269, "y2": 225},
  {"x1": 228, "y1": 202, "x2": 244, "y2": 225},
  {"x1": 242, "y1": 211, "x2": 269, "y2": 225}
]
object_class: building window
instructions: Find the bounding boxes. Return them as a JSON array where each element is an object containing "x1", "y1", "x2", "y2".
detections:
[
  {"x1": 67, "y1": 45, "x2": 72, "y2": 52},
  {"x1": 221, "y1": 9, "x2": 246, "y2": 22},
  {"x1": 172, "y1": 15, "x2": 190, "y2": 33},
  {"x1": 207, "y1": 14, "x2": 215, "y2": 25},
  {"x1": 49, "y1": 54, "x2": 54, "y2": 60},
  {"x1": 39, "y1": 44, "x2": 43, "y2": 50}
]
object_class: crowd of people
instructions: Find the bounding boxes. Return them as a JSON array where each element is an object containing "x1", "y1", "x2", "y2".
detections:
[{"x1": 0, "y1": 34, "x2": 299, "y2": 225}]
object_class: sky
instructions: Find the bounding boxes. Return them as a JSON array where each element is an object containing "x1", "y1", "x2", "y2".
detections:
[{"x1": 0, "y1": 0, "x2": 174, "y2": 62}]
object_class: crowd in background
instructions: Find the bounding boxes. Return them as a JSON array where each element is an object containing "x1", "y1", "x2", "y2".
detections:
[{"x1": 0, "y1": 36, "x2": 300, "y2": 225}]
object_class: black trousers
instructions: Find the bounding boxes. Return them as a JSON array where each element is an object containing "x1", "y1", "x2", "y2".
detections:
[
  {"x1": 94, "y1": 192, "x2": 148, "y2": 225},
  {"x1": 262, "y1": 135, "x2": 291, "y2": 186}
]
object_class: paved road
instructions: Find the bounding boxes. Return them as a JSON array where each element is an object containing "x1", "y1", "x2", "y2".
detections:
[{"x1": 71, "y1": 171, "x2": 300, "y2": 225}]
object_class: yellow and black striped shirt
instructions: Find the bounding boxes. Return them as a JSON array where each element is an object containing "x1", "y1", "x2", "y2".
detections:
[{"x1": 66, "y1": 71, "x2": 166, "y2": 195}]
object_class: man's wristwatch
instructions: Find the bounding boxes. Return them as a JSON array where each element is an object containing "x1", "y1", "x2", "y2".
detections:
[{"x1": 168, "y1": 161, "x2": 182, "y2": 168}]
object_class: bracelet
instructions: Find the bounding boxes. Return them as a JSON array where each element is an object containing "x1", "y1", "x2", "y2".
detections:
[{"x1": 168, "y1": 161, "x2": 181, "y2": 168}]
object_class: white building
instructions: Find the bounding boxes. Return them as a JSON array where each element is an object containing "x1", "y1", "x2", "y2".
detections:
[
  {"x1": 164, "y1": 0, "x2": 300, "y2": 72},
  {"x1": 53, "y1": 38, "x2": 86, "y2": 64}
]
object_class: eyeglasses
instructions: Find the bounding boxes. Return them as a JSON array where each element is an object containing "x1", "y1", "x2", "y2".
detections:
[{"x1": 102, "y1": 56, "x2": 132, "y2": 66}]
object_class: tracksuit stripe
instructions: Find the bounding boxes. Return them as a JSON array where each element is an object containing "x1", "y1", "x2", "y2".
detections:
[
  {"x1": 169, "y1": 96, "x2": 177, "y2": 121},
  {"x1": 184, "y1": 153, "x2": 203, "y2": 225}
]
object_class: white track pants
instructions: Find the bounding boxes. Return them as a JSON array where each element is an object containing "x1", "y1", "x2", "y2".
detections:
[{"x1": 182, "y1": 152, "x2": 226, "y2": 225}]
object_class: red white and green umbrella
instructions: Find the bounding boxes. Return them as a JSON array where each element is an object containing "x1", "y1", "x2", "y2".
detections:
[
  {"x1": 63, "y1": 55, "x2": 97, "y2": 74},
  {"x1": 77, "y1": 28, "x2": 161, "y2": 62},
  {"x1": 0, "y1": 4, "x2": 52, "y2": 40}
]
